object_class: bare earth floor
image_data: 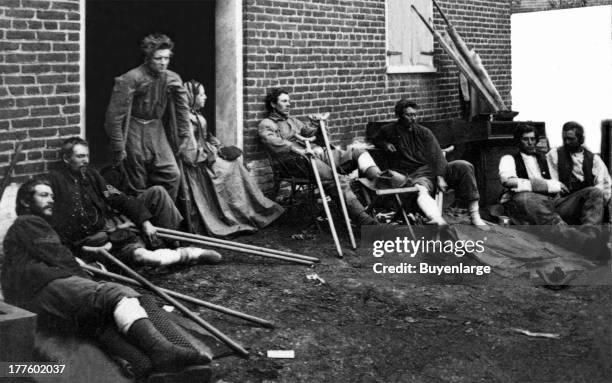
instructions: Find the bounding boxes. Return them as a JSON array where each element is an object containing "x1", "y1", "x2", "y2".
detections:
[{"x1": 144, "y1": 209, "x2": 612, "y2": 383}]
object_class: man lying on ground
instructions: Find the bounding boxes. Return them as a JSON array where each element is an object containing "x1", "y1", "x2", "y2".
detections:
[{"x1": 1, "y1": 179, "x2": 211, "y2": 378}]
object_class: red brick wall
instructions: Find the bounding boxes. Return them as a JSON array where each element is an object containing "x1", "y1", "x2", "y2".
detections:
[
  {"x1": 513, "y1": 0, "x2": 611, "y2": 13},
  {"x1": 243, "y1": 0, "x2": 512, "y2": 188},
  {"x1": 0, "y1": 0, "x2": 81, "y2": 183}
]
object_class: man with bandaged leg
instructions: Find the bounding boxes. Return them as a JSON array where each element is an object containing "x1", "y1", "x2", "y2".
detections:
[
  {"x1": 1, "y1": 179, "x2": 210, "y2": 378},
  {"x1": 372, "y1": 99, "x2": 486, "y2": 227},
  {"x1": 259, "y1": 88, "x2": 386, "y2": 226},
  {"x1": 46, "y1": 137, "x2": 221, "y2": 267}
]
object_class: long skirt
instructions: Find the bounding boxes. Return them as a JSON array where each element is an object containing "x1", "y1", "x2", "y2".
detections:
[{"x1": 185, "y1": 157, "x2": 285, "y2": 236}]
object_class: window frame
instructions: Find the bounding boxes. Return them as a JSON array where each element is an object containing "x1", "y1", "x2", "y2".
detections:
[{"x1": 385, "y1": 0, "x2": 437, "y2": 74}]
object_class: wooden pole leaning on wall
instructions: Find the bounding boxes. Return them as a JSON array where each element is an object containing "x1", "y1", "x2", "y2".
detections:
[
  {"x1": 0, "y1": 142, "x2": 23, "y2": 202},
  {"x1": 84, "y1": 246, "x2": 250, "y2": 358},
  {"x1": 154, "y1": 227, "x2": 320, "y2": 263},
  {"x1": 317, "y1": 115, "x2": 357, "y2": 250},
  {"x1": 81, "y1": 264, "x2": 275, "y2": 328},
  {"x1": 431, "y1": 0, "x2": 506, "y2": 110},
  {"x1": 411, "y1": 5, "x2": 499, "y2": 112},
  {"x1": 305, "y1": 139, "x2": 344, "y2": 258}
]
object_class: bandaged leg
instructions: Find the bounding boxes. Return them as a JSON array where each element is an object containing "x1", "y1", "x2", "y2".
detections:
[
  {"x1": 132, "y1": 248, "x2": 182, "y2": 266},
  {"x1": 133, "y1": 247, "x2": 221, "y2": 266},
  {"x1": 416, "y1": 185, "x2": 447, "y2": 225},
  {"x1": 113, "y1": 297, "x2": 148, "y2": 334},
  {"x1": 468, "y1": 200, "x2": 488, "y2": 227},
  {"x1": 357, "y1": 152, "x2": 382, "y2": 181}
]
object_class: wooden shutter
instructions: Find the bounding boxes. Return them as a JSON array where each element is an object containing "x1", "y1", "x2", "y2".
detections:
[{"x1": 387, "y1": 0, "x2": 435, "y2": 72}]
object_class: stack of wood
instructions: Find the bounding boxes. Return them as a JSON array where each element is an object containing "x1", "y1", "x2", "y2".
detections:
[{"x1": 412, "y1": 1, "x2": 508, "y2": 114}]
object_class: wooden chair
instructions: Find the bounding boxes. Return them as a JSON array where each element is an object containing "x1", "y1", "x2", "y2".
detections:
[{"x1": 266, "y1": 151, "x2": 318, "y2": 208}]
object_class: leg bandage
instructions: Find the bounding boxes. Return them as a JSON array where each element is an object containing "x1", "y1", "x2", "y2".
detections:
[
  {"x1": 416, "y1": 185, "x2": 446, "y2": 225},
  {"x1": 357, "y1": 152, "x2": 377, "y2": 173},
  {"x1": 133, "y1": 248, "x2": 182, "y2": 266},
  {"x1": 468, "y1": 200, "x2": 487, "y2": 226},
  {"x1": 114, "y1": 297, "x2": 148, "y2": 334},
  {"x1": 357, "y1": 152, "x2": 382, "y2": 181}
]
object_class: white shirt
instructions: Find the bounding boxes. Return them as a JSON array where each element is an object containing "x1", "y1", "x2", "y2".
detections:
[
  {"x1": 498, "y1": 153, "x2": 562, "y2": 203},
  {"x1": 546, "y1": 148, "x2": 611, "y2": 201}
]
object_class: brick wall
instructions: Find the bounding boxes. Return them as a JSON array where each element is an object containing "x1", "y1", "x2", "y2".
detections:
[
  {"x1": 0, "y1": 0, "x2": 81, "y2": 183},
  {"x1": 513, "y1": 0, "x2": 611, "y2": 13},
  {"x1": 243, "y1": 0, "x2": 512, "y2": 189}
]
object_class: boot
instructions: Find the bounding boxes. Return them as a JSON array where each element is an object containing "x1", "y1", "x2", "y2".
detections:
[
  {"x1": 345, "y1": 191, "x2": 379, "y2": 226},
  {"x1": 357, "y1": 212, "x2": 379, "y2": 226},
  {"x1": 96, "y1": 325, "x2": 153, "y2": 379},
  {"x1": 179, "y1": 247, "x2": 222, "y2": 264},
  {"x1": 126, "y1": 318, "x2": 209, "y2": 371}
]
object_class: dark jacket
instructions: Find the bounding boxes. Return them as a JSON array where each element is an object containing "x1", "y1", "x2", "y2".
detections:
[
  {"x1": 1, "y1": 215, "x2": 88, "y2": 306},
  {"x1": 372, "y1": 121, "x2": 447, "y2": 177},
  {"x1": 513, "y1": 152, "x2": 551, "y2": 180},
  {"x1": 104, "y1": 65, "x2": 190, "y2": 153},
  {"x1": 557, "y1": 146, "x2": 594, "y2": 192},
  {"x1": 47, "y1": 165, "x2": 153, "y2": 249}
]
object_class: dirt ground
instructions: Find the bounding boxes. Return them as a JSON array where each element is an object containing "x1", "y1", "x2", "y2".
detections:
[{"x1": 144, "y1": 206, "x2": 612, "y2": 383}]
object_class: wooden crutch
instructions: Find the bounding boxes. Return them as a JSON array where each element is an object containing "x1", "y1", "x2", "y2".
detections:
[
  {"x1": 81, "y1": 264, "x2": 274, "y2": 328},
  {"x1": 304, "y1": 139, "x2": 343, "y2": 258},
  {"x1": 317, "y1": 114, "x2": 357, "y2": 250},
  {"x1": 84, "y1": 246, "x2": 250, "y2": 358}
]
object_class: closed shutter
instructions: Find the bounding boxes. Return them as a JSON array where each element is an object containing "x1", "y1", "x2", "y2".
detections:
[{"x1": 387, "y1": 0, "x2": 435, "y2": 73}]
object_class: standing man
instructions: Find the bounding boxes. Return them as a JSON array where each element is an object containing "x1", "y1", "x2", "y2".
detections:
[
  {"x1": 372, "y1": 99, "x2": 486, "y2": 226},
  {"x1": 105, "y1": 33, "x2": 190, "y2": 200}
]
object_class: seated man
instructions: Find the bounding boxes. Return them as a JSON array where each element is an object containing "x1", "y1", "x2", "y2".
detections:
[
  {"x1": 371, "y1": 99, "x2": 486, "y2": 227},
  {"x1": 258, "y1": 88, "x2": 384, "y2": 226},
  {"x1": 1, "y1": 179, "x2": 210, "y2": 378},
  {"x1": 545, "y1": 121, "x2": 610, "y2": 223},
  {"x1": 498, "y1": 124, "x2": 607, "y2": 257},
  {"x1": 46, "y1": 137, "x2": 221, "y2": 266}
]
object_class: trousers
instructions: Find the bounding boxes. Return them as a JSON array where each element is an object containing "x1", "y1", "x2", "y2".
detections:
[
  {"x1": 125, "y1": 118, "x2": 181, "y2": 200},
  {"x1": 26, "y1": 276, "x2": 140, "y2": 332}
]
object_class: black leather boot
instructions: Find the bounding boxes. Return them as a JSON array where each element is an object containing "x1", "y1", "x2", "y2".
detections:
[{"x1": 126, "y1": 318, "x2": 209, "y2": 371}]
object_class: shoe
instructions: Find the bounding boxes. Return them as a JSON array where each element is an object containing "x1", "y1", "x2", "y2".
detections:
[{"x1": 179, "y1": 247, "x2": 222, "y2": 264}]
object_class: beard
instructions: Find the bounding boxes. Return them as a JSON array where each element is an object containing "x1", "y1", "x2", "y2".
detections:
[
  {"x1": 564, "y1": 143, "x2": 582, "y2": 153},
  {"x1": 30, "y1": 204, "x2": 53, "y2": 219}
]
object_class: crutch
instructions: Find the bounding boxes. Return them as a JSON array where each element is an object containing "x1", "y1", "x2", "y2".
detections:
[
  {"x1": 83, "y1": 246, "x2": 250, "y2": 358},
  {"x1": 154, "y1": 227, "x2": 320, "y2": 263},
  {"x1": 316, "y1": 114, "x2": 357, "y2": 249},
  {"x1": 304, "y1": 139, "x2": 343, "y2": 258},
  {"x1": 81, "y1": 264, "x2": 275, "y2": 328}
]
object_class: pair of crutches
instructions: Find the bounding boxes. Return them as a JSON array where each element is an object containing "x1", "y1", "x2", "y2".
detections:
[{"x1": 303, "y1": 114, "x2": 356, "y2": 258}]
